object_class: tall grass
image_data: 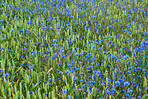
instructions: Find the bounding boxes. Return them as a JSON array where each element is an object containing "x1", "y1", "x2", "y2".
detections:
[{"x1": 0, "y1": 0, "x2": 147, "y2": 99}]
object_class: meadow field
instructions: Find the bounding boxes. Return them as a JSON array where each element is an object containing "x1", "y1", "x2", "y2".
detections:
[{"x1": 0, "y1": 0, "x2": 148, "y2": 99}]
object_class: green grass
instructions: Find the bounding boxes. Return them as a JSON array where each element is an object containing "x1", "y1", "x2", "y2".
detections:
[{"x1": 0, "y1": 0, "x2": 148, "y2": 99}]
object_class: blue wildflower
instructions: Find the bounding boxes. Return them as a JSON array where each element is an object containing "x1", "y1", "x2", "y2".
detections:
[
  {"x1": 53, "y1": 39, "x2": 57, "y2": 42},
  {"x1": 122, "y1": 90, "x2": 125, "y2": 93},
  {"x1": 2, "y1": 38, "x2": 5, "y2": 40},
  {"x1": 119, "y1": 78, "x2": 123, "y2": 82},
  {"x1": 18, "y1": 95, "x2": 20, "y2": 99},
  {"x1": 115, "y1": 81, "x2": 121, "y2": 87},
  {"x1": 11, "y1": 81, "x2": 14, "y2": 85},
  {"x1": 110, "y1": 92, "x2": 114, "y2": 95},
  {"x1": 72, "y1": 49, "x2": 76, "y2": 53},
  {"x1": 129, "y1": 90, "x2": 133, "y2": 93},
  {"x1": 0, "y1": 69, "x2": 2, "y2": 72},
  {"x1": 127, "y1": 71, "x2": 131, "y2": 74},
  {"x1": 48, "y1": 78, "x2": 52, "y2": 81},
  {"x1": 29, "y1": 66, "x2": 33, "y2": 70},
  {"x1": 92, "y1": 45, "x2": 96, "y2": 49},
  {"x1": 98, "y1": 47, "x2": 102, "y2": 51},
  {"x1": 137, "y1": 96, "x2": 141, "y2": 99},
  {"x1": 11, "y1": 29, "x2": 14, "y2": 32},
  {"x1": 108, "y1": 24, "x2": 113, "y2": 28},
  {"x1": 30, "y1": 91, "x2": 33, "y2": 94},
  {"x1": 126, "y1": 94, "x2": 129, "y2": 97},
  {"x1": 62, "y1": 89, "x2": 67, "y2": 93},
  {"x1": 105, "y1": 90, "x2": 110, "y2": 94},
  {"x1": 80, "y1": 79, "x2": 83, "y2": 82},
  {"x1": 82, "y1": 84, "x2": 85, "y2": 88},
  {"x1": 1, "y1": 47, "x2": 4, "y2": 49},
  {"x1": 5, "y1": 73, "x2": 9, "y2": 77},
  {"x1": 124, "y1": 82, "x2": 130, "y2": 86},
  {"x1": 123, "y1": 55, "x2": 129, "y2": 59},
  {"x1": 59, "y1": 71, "x2": 62, "y2": 74},
  {"x1": 9, "y1": 49, "x2": 11, "y2": 52},
  {"x1": 1, "y1": 89, "x2": 5, "y2": 92}
]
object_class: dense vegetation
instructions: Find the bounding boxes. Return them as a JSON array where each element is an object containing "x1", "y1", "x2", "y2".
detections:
[{"x1": 0, "y1": 0, "x2": 147, "y2": 99}]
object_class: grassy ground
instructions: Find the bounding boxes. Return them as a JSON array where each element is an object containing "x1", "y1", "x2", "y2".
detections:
[{"x1": 0, "y1": 0, "x2": 148, "y2": 99}]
